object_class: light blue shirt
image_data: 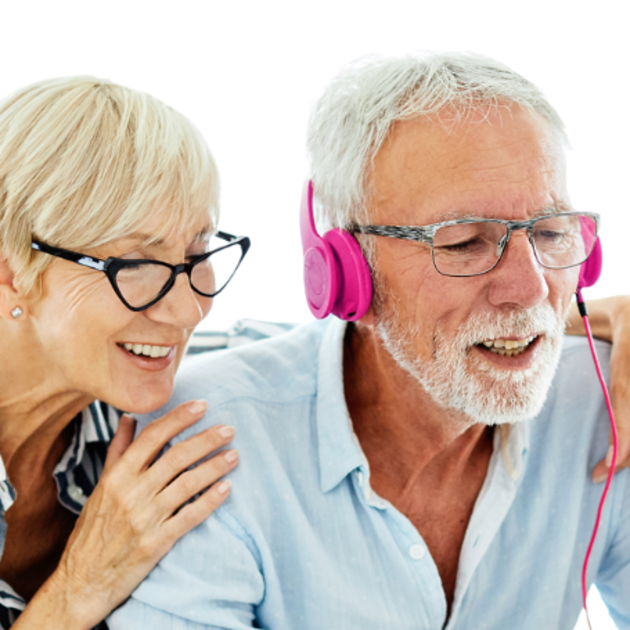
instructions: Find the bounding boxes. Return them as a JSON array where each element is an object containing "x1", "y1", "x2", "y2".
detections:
[{"x1": 109, "y1": 318, "x2": 630, "y2": 630}]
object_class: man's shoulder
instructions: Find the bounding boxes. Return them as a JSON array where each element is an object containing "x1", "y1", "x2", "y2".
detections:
[
  {"x1": 545, "y1": 334, "x2": 611, "y2": 417},
  {"x1": 531, "y1": 334, "x2": 612, "y2": 450},
  {"x1": 558, "y1": 334, "x2": 611, "y2": 381},
  {"x1": 160, "y1": 319, "x2": 329, "y2": 418}
]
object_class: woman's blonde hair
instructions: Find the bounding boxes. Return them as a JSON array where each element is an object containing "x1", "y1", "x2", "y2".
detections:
[{"x1": 0, "y1": 76, "x2": 219, "y2": 294}]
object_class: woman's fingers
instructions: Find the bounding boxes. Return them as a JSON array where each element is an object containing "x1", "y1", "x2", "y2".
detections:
[
  {"x1": 103, "y1": 414, "x2": 137, "y2": 471},
  {"x1": 162, "y1": 478, "x2": 233, "y2": 540},
  {"x1": 119, "y1": 400, "x2": 210, "y2": 474},
  {"x1": 593, "y1": 425, "x2": 630, "y2": 483},
  {"x1": 45, "y1": 400, "x2": 238, "y2": 627},
  {"x1": 146, "y1": 423, "x2": 235, "y2": 491},
  {"x1": 592, "y1": 302, "x2": 630, "y2": 482},
  {"x1": 157, "y1": 447, "x2": 239, "y2": 513}
]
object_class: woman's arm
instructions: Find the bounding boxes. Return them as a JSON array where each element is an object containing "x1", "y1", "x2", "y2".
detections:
[
  {"x1": 12, "y1": 401, "x2": 237, "y2": 630},
  {"x1": 566, "y1": 295, "x2": 630, "y2": 482}
]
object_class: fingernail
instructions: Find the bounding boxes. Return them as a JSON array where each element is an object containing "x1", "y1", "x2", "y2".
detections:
[
  {"x1": 217, "y1": 425, "x2": 235, "y2": 439},
  {"x1": 187, "y1": 400, "x2": 208, "y2": 415},
  {"x1": 216, "y1": 480, "x2": 231, "y2": 494},
  {"x1": 223, "y1": 449, "x2": 239, "y2": 463},
  {"x1": 605, "y1": 445, "x2": 614, "y2": 468},
  {"x1": 593, "y1": 473, "x2": 608, "y2": 484}
]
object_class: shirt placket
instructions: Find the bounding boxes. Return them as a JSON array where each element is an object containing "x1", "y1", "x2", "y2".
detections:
[{"x1": 352, "y1": 466, "x2": 448, "y2": 629}]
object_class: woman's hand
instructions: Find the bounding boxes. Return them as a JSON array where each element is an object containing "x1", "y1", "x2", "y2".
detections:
[
  {"x1": 566, "y1": 295, "x2": 630, "y2": 482},
  {"x1": 15, "y1": 400, "x2": 237, "y2": 630}
]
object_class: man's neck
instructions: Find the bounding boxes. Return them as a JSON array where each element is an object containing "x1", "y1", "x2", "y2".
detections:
[
  {"x1": 343, "y1": 321, "x2": 495, "y2": 614},
  {"x1": 343, "y1": 321, "x2": 489, "y2": 484}
]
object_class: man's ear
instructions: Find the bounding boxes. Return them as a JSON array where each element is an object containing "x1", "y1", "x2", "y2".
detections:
[
  {"x1": 358, "y1": 302, "x2": 377, "y2": 328},
  {"x1": 0, "y1": 254, "x2": 26, "y2": 320}
]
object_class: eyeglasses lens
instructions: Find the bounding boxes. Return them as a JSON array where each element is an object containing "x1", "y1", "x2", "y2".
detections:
[
  {"x1": 432, "y1": 214, "x2": 597, "y2": 276},
  {"x1": 115, "y1": 263, "x2": 173, "y2": 309},
  {"x1": 532, "y1": 214, "x2": 597, "y2": 269},
  {"x1": 433, "y1": 222, "x2": 506, "y2": 276},
  {"x1": 191, "y1": 244, "x2": 243, "y2": 297}
]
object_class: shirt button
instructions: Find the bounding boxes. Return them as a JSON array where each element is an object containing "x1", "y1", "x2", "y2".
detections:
[
  {"x1": 409, "y1": 544, "x2": 426, "y2": 560},
  {"x1": 68, "y1": 485, "x2": 86, "y2": 503}
]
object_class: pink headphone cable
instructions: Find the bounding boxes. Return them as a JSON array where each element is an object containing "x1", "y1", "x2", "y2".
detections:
[{"x1": 577, "y1": 290, "x2": 619, "y2": 629}]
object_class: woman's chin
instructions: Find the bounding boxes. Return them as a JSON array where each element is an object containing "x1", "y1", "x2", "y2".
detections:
[{"x1": 115, "y1": 379, "x2": 175, "y2": 415}]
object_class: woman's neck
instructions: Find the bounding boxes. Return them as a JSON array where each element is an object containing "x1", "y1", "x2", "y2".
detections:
[{"x1": 0, "y1": 323, "x2": 93, "y2": 475}]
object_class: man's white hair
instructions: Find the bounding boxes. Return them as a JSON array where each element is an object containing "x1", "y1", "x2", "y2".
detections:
[{"x1": 308, "y1": 52, "x2": 567, "y2": 232}]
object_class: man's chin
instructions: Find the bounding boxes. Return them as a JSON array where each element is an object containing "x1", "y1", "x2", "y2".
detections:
[
  {"x1": 376, "y1": 307, "x2": 565, "y2": 427},
  {"x1": 426, "y1": 362, "x2": 556, "y2": 426}
]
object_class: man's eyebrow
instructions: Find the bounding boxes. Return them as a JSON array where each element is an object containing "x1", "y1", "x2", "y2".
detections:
[
  {"x1": 532, "y1": 201, "x2": 575, "y2": 217},
  {"x1": 435, "y1": 202, "x2": 576, "y2": 222}
]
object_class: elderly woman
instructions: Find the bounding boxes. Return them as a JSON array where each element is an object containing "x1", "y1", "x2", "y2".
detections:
[{"x1": 0, "y1": 77, "x2": 249, "y2": 629}]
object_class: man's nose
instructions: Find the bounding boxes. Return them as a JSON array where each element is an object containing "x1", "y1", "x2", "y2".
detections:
[
  {"x1": 146, "y1": 271, "x2": 209, "y2": 328},
  {"x1": 486, "y1": 231, "x2": 549, "y2": 309}
]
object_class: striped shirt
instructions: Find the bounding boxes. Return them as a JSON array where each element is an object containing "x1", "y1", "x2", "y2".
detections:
[
  {"x1": 0, "y1": 320, "x2": 290, "y2": 630},
  {"x1": 0, "y1": 401, "x2": 121, "y2": 630}
]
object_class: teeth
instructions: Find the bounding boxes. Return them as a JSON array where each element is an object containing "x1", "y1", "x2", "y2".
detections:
[
  {"x1": 123, "y1": 343, "x2": 171, "y2": 358},
  {"x1": 478, "y1": 336, "x2": 536, "y2": 356}
]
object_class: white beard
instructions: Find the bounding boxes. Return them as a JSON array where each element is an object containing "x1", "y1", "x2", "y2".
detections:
[{"x1": 376, "y1": 303, "x2": 565, "y2": 426}]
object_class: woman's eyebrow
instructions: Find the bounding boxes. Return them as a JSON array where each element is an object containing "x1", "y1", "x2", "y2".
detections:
[{"x1": 115, "y1": 227, "x2": 212, "y2": 247}]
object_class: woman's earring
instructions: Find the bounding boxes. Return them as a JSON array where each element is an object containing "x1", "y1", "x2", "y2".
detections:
[{"x1": 11, "y1": 307, "x2": 22, "y2": 319}]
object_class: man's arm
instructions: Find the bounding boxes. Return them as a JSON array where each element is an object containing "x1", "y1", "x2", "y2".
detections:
[
  {"x1": 566, "y1": 295, "x2": 630, "y2": 482},
  {"x1": 106, "y1": 505, "x2": 263, "y2": 629},
  {"x1": 593, "y1": 468, "x2": 630, "y2": 627}
]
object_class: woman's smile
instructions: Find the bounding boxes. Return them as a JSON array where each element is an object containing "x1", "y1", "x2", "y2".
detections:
[{"x1": 116, "y1": 342, "x2": 178, "y2": 371}]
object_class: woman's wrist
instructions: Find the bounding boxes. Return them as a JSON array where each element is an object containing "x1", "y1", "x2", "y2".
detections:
[
  {"x1": 565, "y1": 296, "x2": 630, "y2": 342},
  {"x1": 13, "y1": 568, "x2": 96, "y2": 630},
  {"x1": 607, "y1": 295, "x2": 630, "y2": 344}
]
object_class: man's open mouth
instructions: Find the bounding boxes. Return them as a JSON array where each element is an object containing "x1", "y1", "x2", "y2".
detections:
[{"x1": 476, "y1": 336, "x2": 537, "y2": 357}]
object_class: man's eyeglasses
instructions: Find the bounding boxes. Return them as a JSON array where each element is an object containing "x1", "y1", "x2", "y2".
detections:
[
  {"x1": 31, "y1": 231, "x2": 251, "y2": 311},
  {"x1": 351, "y1": 212, "x2": 600, "y2": 278}
]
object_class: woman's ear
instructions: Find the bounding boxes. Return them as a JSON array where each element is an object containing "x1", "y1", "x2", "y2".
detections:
[{"x1": 0, "y1": 254, "x2": 27, "y2": 320}]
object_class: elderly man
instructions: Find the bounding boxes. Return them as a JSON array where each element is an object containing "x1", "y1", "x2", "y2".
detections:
[{"x1": 110, "y1": 54, "x2": 630, "y2": 629}]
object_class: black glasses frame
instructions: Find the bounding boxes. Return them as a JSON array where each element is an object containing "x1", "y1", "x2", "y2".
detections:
[
  {"x1": 351, "y1": 212, "x2": 600, "y2": 278},
  {"x1": 31, "y1": 231, "x2": 251, "y2": 311}
]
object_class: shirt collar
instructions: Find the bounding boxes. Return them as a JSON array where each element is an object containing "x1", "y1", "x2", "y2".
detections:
[
  {"x1": 315, "y1": 318, "x2": 531, "y2": 493},
  {"x1": 317, "y1": 318, "x2": 364, "y2": 493},
  {"x1": 53, "y1": 401, "x2": 118, "y2": 480},
  {"x1": 498, "y1": 422, "x2": 530, "y2": 481},
  {"x1": 0, "y1": 401, "x2": 119, "y2": 514}
]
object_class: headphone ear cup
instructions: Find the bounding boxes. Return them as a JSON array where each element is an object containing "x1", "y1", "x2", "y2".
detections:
[
  {"x1": 303, "y1": 239, "x2": 339, "y2": 319},
  {"x1": 578, "y1": 237, "x2": 602, "y2": 290},
  {"x1": 301, "y1": 179, "x2": 373, "y2": 320},
  {"x1": 323, "y1": 229, "x2": 373, "y2": 321}
]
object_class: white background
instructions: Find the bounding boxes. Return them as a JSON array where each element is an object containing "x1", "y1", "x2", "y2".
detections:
[{"x1": 1, "y1": 2, "x2": 627, "y2": 627}]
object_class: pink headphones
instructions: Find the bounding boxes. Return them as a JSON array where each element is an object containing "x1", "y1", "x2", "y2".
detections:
[
  {"x1": 301, "y1": 180, "x2": 602, "y2": 320},
  {"x1": 300, "y1": 180, "x2": 373, "y2": 320}
]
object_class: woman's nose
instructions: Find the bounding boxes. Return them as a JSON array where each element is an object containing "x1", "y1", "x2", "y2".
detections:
[{"x1": 146, "y1": 272, "x2": 211, "y2": 328}]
